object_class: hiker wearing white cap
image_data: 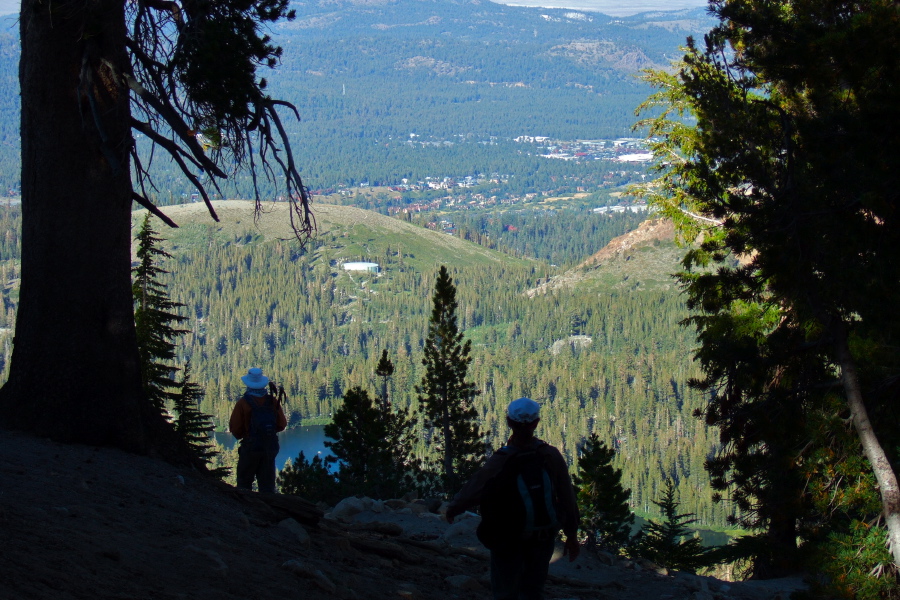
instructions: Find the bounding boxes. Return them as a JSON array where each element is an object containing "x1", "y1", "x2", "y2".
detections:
[
  {"x1": 229, "y1": 368, "x2": 287, "y2": 493},
  {"x1": 446, "y1": 397, "x2": 580, "y2": 600}
]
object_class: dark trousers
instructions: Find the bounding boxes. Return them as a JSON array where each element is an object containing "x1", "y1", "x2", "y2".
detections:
[
  {"x1": 490, "y1": 536, "x2": 556, "y2": 600},
  {"x1": 236, "y1": 444, "x2": 277, "y2": 494}
]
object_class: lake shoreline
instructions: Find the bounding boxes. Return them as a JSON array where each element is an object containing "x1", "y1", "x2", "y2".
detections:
[{"x1": 215, "y1": 424, "x2": 335, "y2": 471}]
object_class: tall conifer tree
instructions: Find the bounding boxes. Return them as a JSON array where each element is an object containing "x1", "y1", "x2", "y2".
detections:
[
  {"x1": 417, "y1": 266, "x2": 487, "y2": 495},
  {"x1": 2, "y1": 0, "x2": 311, "y2": 452},
  {"x1": 374, "y1": 350, "x2": 419, "y2": 489},
  {"x1": 634, "y1": 0, "x2": 900, "y2": 575},
  {"x1": 132, "y1": 213, "x2": 187, "y2": 415},
  {"x1": 375, "y1": 349, "x2": 395, "y2": 413}
]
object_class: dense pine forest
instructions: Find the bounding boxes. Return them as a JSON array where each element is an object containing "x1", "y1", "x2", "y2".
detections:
[{"x1": 159, "y1": 205, "x2": 724, "y2": 528}]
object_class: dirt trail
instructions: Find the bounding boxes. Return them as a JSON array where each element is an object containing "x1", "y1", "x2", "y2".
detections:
[{"x1": 0, "y1": 430, "x2": 805, "y2": 600}]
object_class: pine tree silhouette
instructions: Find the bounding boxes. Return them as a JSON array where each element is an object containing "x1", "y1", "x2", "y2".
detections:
[
  {"x1": 173, "y1": 360, "x2": 225, "y2": 478},
  {"x1": 325, "y1": 351, "x2": 417, "y2": 498},
  {"x1": 132, "y1": 213, "x2": 187, "y2": 415},
  {"x1": 417, "y1": 266, "x2": 486, "y2": 495},
  {"x1": 575, "y1": 433, "x2": 635, "y2": 553},
  {"x1": 133, "y1": 214, "x2": 221, "y2": 472},
  {"x1": 635, "y1": 480, "x2": 712, "y2": 573}
]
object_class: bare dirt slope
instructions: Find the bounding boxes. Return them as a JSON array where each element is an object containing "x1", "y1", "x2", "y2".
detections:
[
  {"x1": 0, "y1": 430, "x2": 805, "y2": 600},
  {"x1": 526, "y1": 218, "x2": 681, "y2": 297}
]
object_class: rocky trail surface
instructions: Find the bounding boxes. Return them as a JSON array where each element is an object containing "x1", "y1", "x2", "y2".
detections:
[{"x1": 0, "y1": 431, "x2": 806, "y2": 600}]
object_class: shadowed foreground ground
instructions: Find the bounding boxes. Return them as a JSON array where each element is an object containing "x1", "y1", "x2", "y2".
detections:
[{"x1": 0, "y1": 430, "x2": 806, "y2": 600}]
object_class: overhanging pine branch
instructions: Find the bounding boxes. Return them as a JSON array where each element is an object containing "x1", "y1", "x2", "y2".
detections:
[
  {"x1": 132, "y1": 193, "x2": 179, "y2": 228},
  {"x1": 119, "y1": 50, "x2": 226, "y2": 179},
  {"x1": 131, "y1": 118, "x2": 204, "y2": 172},
  {"x1": 263, "y1": 101, "x2": 314, "y2": 237},
  {"x1": 131, "y1": 118, "x2": 220, "y2": 222}
]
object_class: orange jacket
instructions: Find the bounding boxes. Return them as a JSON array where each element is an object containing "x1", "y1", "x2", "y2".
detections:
[{"x1": 229, "y1": 395, "x2": 287, "y2": 440}]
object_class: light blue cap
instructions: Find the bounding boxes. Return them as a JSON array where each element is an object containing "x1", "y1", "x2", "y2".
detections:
[{"x1": 507, "y1": 397, "x2": 540, "y2": 423}]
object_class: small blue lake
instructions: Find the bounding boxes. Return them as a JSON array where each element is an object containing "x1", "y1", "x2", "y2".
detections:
[{"x1": 215, "y1": 424, "x2": 336, "y2": 471}]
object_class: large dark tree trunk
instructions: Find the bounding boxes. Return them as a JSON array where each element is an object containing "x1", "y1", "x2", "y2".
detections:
[{"x1": 0, "y1": 1, "x2": 158, "y2": 451}]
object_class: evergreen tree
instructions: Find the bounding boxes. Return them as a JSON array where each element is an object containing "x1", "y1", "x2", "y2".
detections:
[
  {"x1": 325, "y1": 353, "x2": 417, "y2": 498},
  {"x1": 132, "y1": 213, "x2": 187, "y2": 415},
  {"x1": 802, "y1": 395, "x2": 899, "y2": 600},
  {"x1": 633, "y1": 0, "x2": 900, "y2": 574},
  {"x1": 635, "y1": 480, "x2": 712, "y2": 573},
  {"x1": 325, "y1": 387, "x2": 388, "y2": 491},
  {"x1": 575, "y1": 433, "x2": 634, "y2": 553},
  {"x1": 688, "y1": 299, "x2": 819, "y2": 577},
  {"x1": 373, "y1": 350, "x2": 419, "y2": 493},
  {"x1": 375, "y1": 349, "x2": 395, "y2": 413},
  {"x1": 172, "y1": 360, "x2": 224, "y2": 478},
  {"x1": 417, "y1": 266, "x2": 487, "y2": 495},
  {"x1": 277, "y1": 451, "x2": 342, "y2": 505}
]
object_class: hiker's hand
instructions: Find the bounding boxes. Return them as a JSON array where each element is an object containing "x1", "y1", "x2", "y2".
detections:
[{"x1": 563, "y1": 537, "x2": 580, "y2": 562}]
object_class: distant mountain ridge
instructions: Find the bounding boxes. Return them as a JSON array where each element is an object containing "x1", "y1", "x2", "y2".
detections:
[
  {"x1": 278, "y1": 0, "x2": 712, "y2": 72},
  {"x1": 0, "y1": 2, "x2": 716, "y2": 192}
]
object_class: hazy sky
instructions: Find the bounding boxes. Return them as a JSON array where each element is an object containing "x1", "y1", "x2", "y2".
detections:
[
  {"x1": 0, "y1": 0, "x2": 709, "y2": 19},
  {"x1": 495, "y1": 0, "x2": 708, "y2": 16}
]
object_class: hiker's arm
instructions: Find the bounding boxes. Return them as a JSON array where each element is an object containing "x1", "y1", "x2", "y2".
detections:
[
  {"x1": 550, "y1": 448, "x2": 580, "y2": 540},
  {"x1": 229, "y1": 400, "x2": 248, "y2": 439},
  {"x1": 275, "y1": 401, "x2": 288, "y2": 432},
  {"x1": 447, "y1": 452, "x2": 506, "y2": 520},
  {"x1": 552, "y1": 450, "x2": 581, "y2": 561}
]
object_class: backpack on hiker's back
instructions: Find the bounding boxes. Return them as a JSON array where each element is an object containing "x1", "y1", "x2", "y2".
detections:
[
  {"x1": 477, "y1": 442, "x2": 562, "y2": 550},
  {"x1": 244, "y1": 394, "x2": 280, "y2": 457}
]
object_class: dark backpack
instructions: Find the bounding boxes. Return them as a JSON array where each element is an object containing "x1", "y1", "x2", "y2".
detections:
[
  {"x1": 244, "y1": 395, "x2": 280, "y2": 457},
  {"x1": 476, "y1": 442, "x2": 561, "y2": 550}
]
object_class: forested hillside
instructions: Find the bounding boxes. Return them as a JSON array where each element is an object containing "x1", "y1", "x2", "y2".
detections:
[
  {"x1": 158, "y1": 202, "x2": 726, "y2": 526},
  {"x1": 3, "y1": 0, "x2": 897, "y2": 592}
]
